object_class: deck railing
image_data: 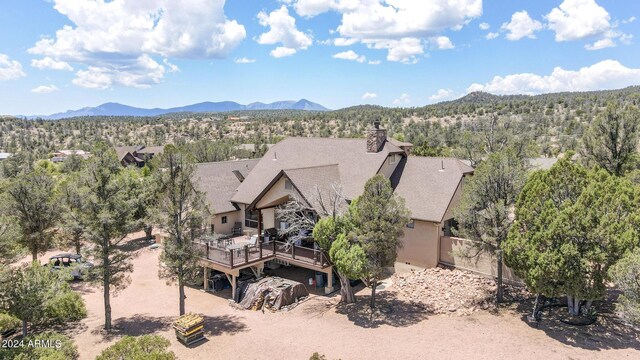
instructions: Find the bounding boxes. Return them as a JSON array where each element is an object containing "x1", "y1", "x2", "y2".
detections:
[{"x1": 196, "y1": 239, "x2": 329, "y2": 269}]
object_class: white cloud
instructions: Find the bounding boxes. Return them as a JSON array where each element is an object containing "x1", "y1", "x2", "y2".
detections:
[
  {"x1": 28, "y1": 0, "x2": 246, "y2": 88},
  {"x1": 72, "y1": 54, "x2": 165, "y2": 89},
  {"x1": 622, "y1": 16, "x2": 636, "y2": 24},
  {"x1": 479, "y1": 22, "x2": 490, "y2": 30},
  {"x1": 270, "y1": 47, "x2": 298, "y2": 58},
  {"x1": 0, "y1": 54, "x2": 26, "y2": 81},
  {"x1": 333, "y1": 37, "x2": 359, "y2": 46},
  {"x1": 333, "y1": 50, "x2": 366, "y2": 63},
  {"x1": 368, "y1": 60, "x2": 381, "y2": 65},
  {"x1": 585, "y1": 38, "x2": 615, "y2": 50},
  {"x1": 31, "y1": 85, "x2": 59, "y2": 94},
  {"x1": 393, "y1": 93, "x2": 411, "y2": 105},
  {"x1": 429, "y1": 88, "x2": 454, "y2": 101},
  {"x1": 289, "y1": 0, "x2": 482, "y2": 63},
  {"x1": 545, "y1": 0, "x2": 610, "y2": 42},
  {"x1": 466, "y1": 60, "x2": 640, "y2": 95},
  {"x1": 365, "y1": 38, "x2": 423, "y2": 64},
  {"x1": 486, "y1": 32, "x2": 499, "y2": 40},
  {"x1": 431, "y1": 36, "x2": 454, "y2": 49},
  {"x1": 257, "y1": 6, "x2": 312, "y2": 57},
  {"x1": 501, "y1": 11, "x2": 543, "y2": 41},
  {"x1": 362, "y1": 92, "x2": 377, "y2": 99},
  {"x1": 235, "y1": 57, "x2": 256, "y2": 64},
  {"x1": 31, "y1": 57, "x2": 73, "y2": 71}
]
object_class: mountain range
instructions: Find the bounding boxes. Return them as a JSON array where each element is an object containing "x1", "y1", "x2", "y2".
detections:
[{"x1": 28, "y1": 99, "x2": 329, "y2": 120}]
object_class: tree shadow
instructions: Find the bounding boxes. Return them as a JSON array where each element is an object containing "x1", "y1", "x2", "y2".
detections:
[
  {"x1": 117, "y1": 236, "x2": 156, "y2": 253},
  {"x1": 334, "y1": 291, "x2": 429, "y2": 329},
  {"x1": 514, "y1": 290, "x2": 640, "y2": 351},
  {"x1": 91, "y1": 313, "x2": 248, "y2": 341}
]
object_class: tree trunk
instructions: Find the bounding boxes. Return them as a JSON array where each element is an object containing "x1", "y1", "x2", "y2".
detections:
[
  {"x1": 338, "y1": 273, "x2": 356, "y2": 304},
  {"x1": 103, "y1": 274, "x2": 111, "y2": 330},
  {"x1": 21, "y1": 319, "x2": 27, "y2": 337},
  {"x1": 369, "y1": 278, "x2": 377, "y2": 309},
  {"x1": 74, "y1": 234, "x2": 81, "y2": 255},
  {"x1": 103, "y1": 247, "x2": 112, "y2": 331},
  {"x1": 31, "y1": 248, "x2": 38, "y2": 262},
  {"x1": 496, "y1": 250, "x2": 503, "y2": 303},
  {"x1": 567, "y1": 295, "x2": 582, "y2": 316},
  {"x1": 144, "y1": 225, "x2": 153, "y2": 240},
  {"x1": 178, "y1": 266, "x2": 186, "y2": 316}
]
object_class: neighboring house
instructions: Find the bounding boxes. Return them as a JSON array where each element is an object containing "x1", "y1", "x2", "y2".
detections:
[
  {"x1": 114, "y1": 145, "x2": 164, "y2": 167},
  {"x1": 194, "y1": 123, "x2": 474, "y2": 295},
  {"x1": 0, "y1": 152, "x2": 12, "y2": 161},
  {"x1": 51, "y1": 149, "x2": 91, "y2": 163}
]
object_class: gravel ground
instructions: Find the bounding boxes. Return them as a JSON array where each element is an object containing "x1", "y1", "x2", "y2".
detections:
[{"x1": 19, "y1": 232, "x2": 640, "y2": 360}]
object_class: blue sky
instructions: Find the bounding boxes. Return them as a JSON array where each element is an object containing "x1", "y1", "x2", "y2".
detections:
[{"x1": 0, "y1": 0, "x2": 639, "y2": 115}]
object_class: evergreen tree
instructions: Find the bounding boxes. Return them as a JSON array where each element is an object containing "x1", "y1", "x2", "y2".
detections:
[
  {"x1": 609, "y1": 249, "x2": 640, "y2": 324},
  {"x1": 155, "y1": 146, "x2": 208, "y2": 315},
  {"x1": 504, "y1": 158, "x2": 640, "y2": 315},
  {"x1": 350, "y1": 175, "x2": 410, "y2": 308},
  {"x1": 77, "y1": 146, "x2": 138, "y2": 331},
  {"x1": 582, "y1": 103, "x2": 640, "y2": 176},
  {"x1": 453, "y1": 150, "x2": 527, "y2": 302},
  {"x1": 6, "y1": 169, "x2": 62, "y2": 261}
]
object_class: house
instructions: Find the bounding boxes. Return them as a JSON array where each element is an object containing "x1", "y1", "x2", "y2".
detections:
[
  {"x1": 51, "y1": 149, "x2": 91, "y2": 163},
  {"x1": 114, "y1": 145, "x2": 164, "y2": 167},
  {"x1": 194, "y1": 122, "x2": 474, "y2": 296},
  {"x1": 0, "y1": 152, "x2": 12, "y2": 161}
]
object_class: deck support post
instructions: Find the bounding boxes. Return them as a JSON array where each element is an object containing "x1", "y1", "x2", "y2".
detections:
[
  {"x1": 324, "y1": 266, "x2": 334, "y2": 294},
  {"x1": 203, "y1": 267, "x2": 210, "y2": 291}
]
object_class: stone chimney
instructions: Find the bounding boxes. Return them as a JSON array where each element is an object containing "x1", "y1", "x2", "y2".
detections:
[{"x1": 367, "y1": 121, "x2": 387, "y2": 153}]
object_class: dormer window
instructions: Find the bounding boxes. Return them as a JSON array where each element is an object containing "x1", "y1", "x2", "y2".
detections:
[
  {"x1": 284, "y1": 179, "x2": 293, "y2": 190},
  {"x1": 389, "y1": 155, "x2": 396, "y2": 165}
]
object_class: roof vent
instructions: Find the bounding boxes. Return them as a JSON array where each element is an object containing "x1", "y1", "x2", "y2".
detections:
[
  {"x1": 439, "y1": 159, "x2": 445, "y2": 172},
  {"x1": 232, "y1": 170, "x2": 245, "y2": 182},
  {"x1": 273, "y1": 151, "x2": 278, "y2": 161}
]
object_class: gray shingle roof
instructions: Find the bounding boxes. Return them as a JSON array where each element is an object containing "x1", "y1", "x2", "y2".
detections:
[
  {"x1": 194, "y1": 159, "x2": 260, "y2": 214},
  {"x1": 231, "y1": 137, "x2": 401, "y2": 205},
  {"x1": 392, "y1": 156, "x2": 474, "y2": 222},
  {"x1": 282, "y1": 164, "x2": 345, "y2": 214}
]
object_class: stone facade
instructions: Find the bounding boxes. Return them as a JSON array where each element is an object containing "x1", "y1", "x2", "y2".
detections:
[{"x1": 366, "y1": 122, "x2": 387, "y2": 153}]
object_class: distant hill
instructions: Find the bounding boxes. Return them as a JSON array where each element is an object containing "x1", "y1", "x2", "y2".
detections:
[{"x1": 30, "y1": 99, "x2": 329, "y2": 119}]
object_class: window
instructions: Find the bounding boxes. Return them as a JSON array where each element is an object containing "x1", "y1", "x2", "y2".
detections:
[
  {"x1": 221, "y1": 216, "x2": 227, "y2": 224},
  {"x1": 406, "y1": 220, "x2": 415, "y2": 229},
  {"x1": 284, "y1": 179, "x2": 293, "y2": 190},
  {"x1": 389, "y1": 155, "x2": 396, "y2": 165},
  {"x1": 443, "y1": 218, "x2": 458, "y2": 237},
  {"x1": 245, "y1": 209, "x2": 259, "y2": 228}
]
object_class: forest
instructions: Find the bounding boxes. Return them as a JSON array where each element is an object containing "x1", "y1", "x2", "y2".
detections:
[{"x1": 2, "y1": 86, "x2": 640, "y2": 165}]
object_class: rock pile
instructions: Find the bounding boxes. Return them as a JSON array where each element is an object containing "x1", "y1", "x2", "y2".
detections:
[{"x1": 392, "y1": 266, "x2": 529, "y2": 315}]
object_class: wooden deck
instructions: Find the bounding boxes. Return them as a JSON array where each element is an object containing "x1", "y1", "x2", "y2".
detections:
[{"x1": 195, "y1": 240, "x2": 330, "y2": 272}]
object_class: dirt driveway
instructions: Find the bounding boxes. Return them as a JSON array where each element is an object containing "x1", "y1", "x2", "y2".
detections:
[{"x1": 28, "y1": 233, "x2": 640, "y2": 360}]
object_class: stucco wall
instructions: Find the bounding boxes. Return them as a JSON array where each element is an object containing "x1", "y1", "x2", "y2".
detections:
[
  {"x1": 210, "y1": 210, "x2": 242, "y2": 235},
  {"x1": 377, "y1": 154, "x2": 401, "y2": 178},
  {"x1": 261, "y1": 207, "x2": 276, "y2": 230},
  {"x1": 439, "y1": 236, "x2": 521, "y2": 284},
  {"x1": 397, "y1": 220, "x2": 440, "y2": 268},
  {"x1": 256, "y1": 176, "x2": 303, "y2": 209}
]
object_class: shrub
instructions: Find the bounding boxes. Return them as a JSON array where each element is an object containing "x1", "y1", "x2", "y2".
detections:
[
  {"x1": 610, "y1": 249, "x2": 640, "y2": 324},
  {"x1": 96, "y1": 335, "x2": 176, "y2": 360},
  {"x1": 0, "y1": 312, "x2": 21, "y2": 332},
  {"x1": 43, "y1": 291, "x2": 87, "y2": 325}
]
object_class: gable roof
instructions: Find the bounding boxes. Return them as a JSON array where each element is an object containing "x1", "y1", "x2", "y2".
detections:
[
  {"x1": 231, "y1": 137, "x2": 402, "y2": 205},
  {"x1": 114, "y1": 146, "x2": 143, "y2": 161},
  {"x1": 194, "y1": 159, "x2": 260, "y2": 214},
  {"x1": 136, "y1": 146, "x2": 165, "y2": 155},
  {"x1": 391, "y1": 156, "x2": 474, "y2": 222},
  {"x1": 282, "y1": 164, "x2": 345, "y2": 214}
]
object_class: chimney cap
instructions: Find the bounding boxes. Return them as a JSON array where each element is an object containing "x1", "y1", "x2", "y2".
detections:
[{"x1": 373, "y1": 120, "x2": 381, "y2": 129}]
